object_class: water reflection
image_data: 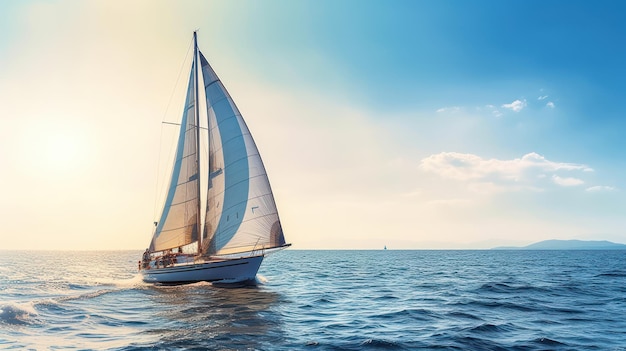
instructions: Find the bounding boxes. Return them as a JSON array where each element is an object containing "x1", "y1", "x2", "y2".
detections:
[{"x1": 145, "y1": 283, "x2": 285, "y2": 350}]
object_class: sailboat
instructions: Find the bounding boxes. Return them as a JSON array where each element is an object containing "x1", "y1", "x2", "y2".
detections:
[{"x1": 139, "y1": 32, "x2": 290, "y2": 284}]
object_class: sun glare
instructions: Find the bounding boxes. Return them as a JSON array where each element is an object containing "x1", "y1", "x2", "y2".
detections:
[
  {"x1": 42, "y1": 134, "x2": 85, "y2": 171},
  {"x1": 28, "y1": 122, "x2": 90, "y2": 174}
]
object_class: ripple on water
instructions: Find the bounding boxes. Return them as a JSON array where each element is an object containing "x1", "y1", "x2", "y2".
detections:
[{"x1": 1, "y1": 250, "x2": 626, "y2": 350}]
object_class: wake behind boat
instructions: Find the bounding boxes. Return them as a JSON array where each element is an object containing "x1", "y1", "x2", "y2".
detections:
[{"x1": 139, "y1": 32, "x2": 290, "y2": 284}]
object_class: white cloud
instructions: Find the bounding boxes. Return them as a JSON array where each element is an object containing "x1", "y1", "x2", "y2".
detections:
[
  {"x1": 436, "y1": 106, "x2": 460, "y2": 113},
  {"x1": 552, "y1": 175, "x2": 584, "y2": 186},
  {"x1": 420, "y1": 152, "x2": 592, "y2": 192},
  {"x1": 501, "y1": 99, "x2": 527, "y2": 112},
  {"x1": 586, "y1": 185, "x2": 617, "y2": 192},
  {"x1": 538, "y1": 95, "x2": 549, "y2": 100},
  {"x1": 546, "y1": 101, "x2": 555, "y2": 108},
  {"x1": 485, "y1": 104, "x2": 503, "y2": 117}
]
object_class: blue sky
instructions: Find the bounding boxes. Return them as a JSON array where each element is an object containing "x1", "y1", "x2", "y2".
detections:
[
  {"x1": 212, "y1": 0, "x2": 626, "y2": 168},
  {"x1": 1, "y1": 0, "x2": 625, "y2": 249}
]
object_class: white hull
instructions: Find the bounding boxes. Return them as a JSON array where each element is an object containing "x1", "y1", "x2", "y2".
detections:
[{"x1": 141, "y1": 255, "x2": 264, "y2": 284}]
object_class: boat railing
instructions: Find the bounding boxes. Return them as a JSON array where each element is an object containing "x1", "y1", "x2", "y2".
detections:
[
  {"x1": 140, "y1": 242, "x2": 291, "y2": 271},
  {"x1": 141, "y1": 252, "x2": 199, "y2": 270},
  {"x1": 251, "y1": 238, "x2": 265, "y2": 257}
]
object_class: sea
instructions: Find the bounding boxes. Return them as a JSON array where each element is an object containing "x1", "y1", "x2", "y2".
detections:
[{"x1": 0, "y1": 250, "x2": 625, "y2": 351}]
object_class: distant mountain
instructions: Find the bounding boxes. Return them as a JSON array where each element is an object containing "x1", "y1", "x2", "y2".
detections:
[{"x1": 492, "y1": 239, "x2": 626, "y2": 250}]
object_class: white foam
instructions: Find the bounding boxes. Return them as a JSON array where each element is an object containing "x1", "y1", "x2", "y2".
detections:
[
  {"x1": 0, "y1": 302, "x2": 38, "y2": 325},
  {"x1": 97, "y1": 274, "x2": 147, "y2": 288},
  {"x1": 256, "y1": 275, "x2": 268, "y2": 284}
]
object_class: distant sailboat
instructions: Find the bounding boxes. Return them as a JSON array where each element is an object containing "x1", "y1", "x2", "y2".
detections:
[{"x1": 139, "y1": 32, "x2": 290, "y2": 284}]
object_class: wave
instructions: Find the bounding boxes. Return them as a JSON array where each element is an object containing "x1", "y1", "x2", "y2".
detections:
[
  {"x1": 360, "y1": 338, "x2": 405, "y2": 349},
  {"x1": 464, "y1": 322, "x2": 516, "y2": 334},
  {"x1": 532, "y1": 337, "x2": 567, "y2": 347},
  {"x1": 255, "y1": 274, "x2": 268, "y2": 284},
  {"x1": 446, "y1": 311, "x2": 484, "y2": 321},
  {"x1": 0, "y1": 302, "x2": 39, "y2": 326},
  {"x1": 477, "y1": 282, "x2": 550, "y2": 294},
  {"x1": 297, "y1": 338, "x2": 412, "y2": 351},
  {"x1": 449, "y1": 299, "x2": 542, "y2": 314},
  {"x1": 93, "y1": 274, "x2": 147, "y2": 288},
  {"x1": 24, "y1": 276, "x2": 149, "y2": 313},
  {"x1": 152, "y1": 281, "x2": 212, "y2": 289},
  {"x1": 595, "y1": 270, "x2": 626, "y2": 278},
  {"x1": 374, "y1": 308, "x2": 441, "y2": 322}
]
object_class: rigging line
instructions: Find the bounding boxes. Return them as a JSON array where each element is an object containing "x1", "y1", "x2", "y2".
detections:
[
  {"x1": 163, "y1": 121, "x2": 210, "y2": 130},
  {"x1": 161, "y1": 37, "x2": 195, "y2": 125},
  {"x1": 152, "y1": 37, "x2": 195, "y2": 230}
]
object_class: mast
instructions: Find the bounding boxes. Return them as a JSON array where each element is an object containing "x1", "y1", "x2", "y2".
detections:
[{"x1": 193, "y1": 31, "x2": 202, "y2": 255}]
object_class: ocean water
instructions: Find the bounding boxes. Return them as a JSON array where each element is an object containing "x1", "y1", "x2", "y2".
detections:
[{"x1": 1, "y1": 250, "x2": 625, "y2": 350}]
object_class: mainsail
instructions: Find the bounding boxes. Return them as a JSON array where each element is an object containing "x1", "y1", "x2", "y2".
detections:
[{"x1": 148, "y1": 36, "x2": 285, "y2": 257}]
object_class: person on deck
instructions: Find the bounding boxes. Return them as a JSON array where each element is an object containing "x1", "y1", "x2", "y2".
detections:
[{"x1": 142, "y1": 249, "x2": 150, "y2": 269}]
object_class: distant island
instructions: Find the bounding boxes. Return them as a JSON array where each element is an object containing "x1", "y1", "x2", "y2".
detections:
[{"x1": 492, "y1": 239, "x2": 626, "y2": 250}]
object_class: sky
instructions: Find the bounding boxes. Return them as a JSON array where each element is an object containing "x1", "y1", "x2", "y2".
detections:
[{"x1": 1, "y1": 0, "x2": 626, "y2": 250}]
